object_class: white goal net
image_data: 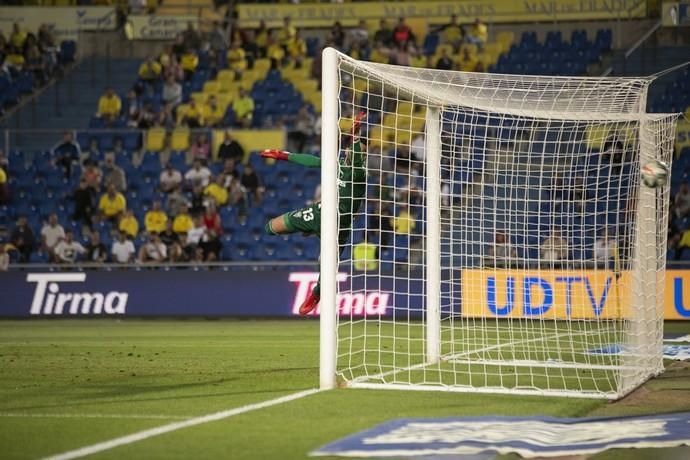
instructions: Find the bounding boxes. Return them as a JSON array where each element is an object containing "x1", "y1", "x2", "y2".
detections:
[{"x1": 319, "y1": 48, "x2": 679, "y2": 399}]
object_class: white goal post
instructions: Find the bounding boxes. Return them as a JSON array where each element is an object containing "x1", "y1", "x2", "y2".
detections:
[{"x1": 319, "y1": 47, "x2": 679, "y2": 399}]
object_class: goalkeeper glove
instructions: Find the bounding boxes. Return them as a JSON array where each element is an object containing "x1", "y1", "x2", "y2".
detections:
[
  {"x1": 343, "y1": 111, "x2": 367, "y2": 145},
  {"x1": 260, "y1": 149, "x2": 290, "y2": 161}
]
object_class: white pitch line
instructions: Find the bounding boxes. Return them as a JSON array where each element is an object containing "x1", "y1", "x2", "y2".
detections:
[
  {"x1": 0, "y1": 413, "x2": 188, "y2": 420},
  {"x1": 41, "y1": 388, "x2": 320, "y2": 460}
]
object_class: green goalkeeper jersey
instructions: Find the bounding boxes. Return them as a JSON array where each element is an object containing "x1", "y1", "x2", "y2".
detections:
[{"x1": 287, "y1": 140, "x2": 367, "y2": 238}]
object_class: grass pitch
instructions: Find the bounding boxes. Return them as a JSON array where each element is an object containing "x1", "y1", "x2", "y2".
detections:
[{"x1": 1, "y1": 320, "x2": 689, "y2": 460}]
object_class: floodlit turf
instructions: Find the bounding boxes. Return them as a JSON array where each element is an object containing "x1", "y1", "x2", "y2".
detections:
[{"x1": 1, "y1": 319, "x2": 689, "y2": 460}]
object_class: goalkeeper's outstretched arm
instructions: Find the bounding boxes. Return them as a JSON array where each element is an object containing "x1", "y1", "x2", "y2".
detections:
[{"x1": 260, "y1": 149, "x2": 321, "y2": 168}]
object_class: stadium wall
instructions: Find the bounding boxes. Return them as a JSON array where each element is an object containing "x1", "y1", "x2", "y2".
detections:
[{"x1": 2, "y1": 269, "x2": 689, "y2": 320}]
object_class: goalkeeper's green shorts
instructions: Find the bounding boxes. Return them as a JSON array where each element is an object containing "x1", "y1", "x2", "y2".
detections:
[{"x1": 283, "y1": 203, "x2": 321, "y2": 236}]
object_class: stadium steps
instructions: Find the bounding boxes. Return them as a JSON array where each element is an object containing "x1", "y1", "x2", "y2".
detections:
[{"x1": 4, "y1": 57, "x2": 141, "y2": 156}]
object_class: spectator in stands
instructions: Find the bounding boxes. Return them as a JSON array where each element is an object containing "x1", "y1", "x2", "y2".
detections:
[
  {"x1": 155, "y1": 104, "x2": 175, "y2": 129},
  {"x1": 0, "y1": 160, "x2": 7, "y2": 204},
  {"x1": 160, "y1": 220, "x2": 179, "y2": 248},
  {"x1": 97, "y1": 87, "x2": 122, "y2": 124},
  {"x1": 368, "y1": 201, "x2": 392, "y2": 246},
  {"x1": 124, "y1": 90, "x2": 141, "y2": 128},
  {"x1": 53, "y1": 131, "x2": 81, "y2": 179},
  {"x1": 227, "y1": 175, "x2": 246, "y2": 209},
  {"x1": 136, "y1": 102, "x2": 156, "y2": 129},
  {"x1": 202, "y1": 202, "x2": 222, "y2": 234},
  {"x1": 167, "y1": 232, "x2": 189, "y2": 262},
  {"x1": 190, "y1": 133, "x2": 211, "y2": 162},
  {"x1": 80, "y1": 159, "x2": 102, "y2": 193},
  {"x1": 254, "y1": 20, "x2": 269, "y2": 58},
  {"x1": 138, "y1": 232, "x2": 167, "y2": 263},
  {"x1": 10, "y1": 216, "x2": 35, "y2": 263},
  {"x1": 458, "y1": 47, "x2": 478, "y2": 72},
  {"x1": 278, "y1": 16, "x2": 296, "y2": 49},
  {"x1": 394, "y1": 145, "x2": 412, "y2": 173},
  {"x1": 166, "y1": 185, "x2": 189, "y2": 217},
  {"x1": 53, "y1": 230, "x2": 86, "y2": 264},
  {"x1": 465, "y1": 18, "x2": 488, "y2": 49},
  {"x1": 71, "y1": 179, "x2": 95, "y2": 228},
  {"x1": 267, "y1": 37, "x2": 286, "y2": 69},
  {"x1": 218, "y1": 131, "x2": 244, "y2": 163},
  {"x1": 353, "y1": 233, "x2": 378, "y2": 271},
  {"x1": 487, "y1": 232, "x2": 516, "y2": 267},
  {"x1": 111, "y1": 231, "x2": 135, "y2": 264},
  {"x1": 160, "y1": 163, "x2": 183, "y2": 193},
  {"x1": 162, "y1": 74, "x2": 182, "y2": 108},
  {"x1": 24, "y1": 39, "x2": 45, "y2": 84},
  {"x1": 393, "y1": 17, "x2": 414, "y2": 48},
  {"x1": 145, "y1": 200, "x2": 168, "y2": 235},
  {"x1": 138, "y1": 57, "x2": 162, "y2": 91},
  {"x1": 439, "y1": 14, "x2": 463, "y2": 51},
  {"x1": 288, "y1": 106, "x2": 315, "y2": 152},
  {"x1": 227, "y1": 41, "x2": 247, "y2": 79},
  {"x1": 181, "y1": 99, "x2": 204, "y2": 128},
  {"x1": 330, "y1": 21, "x2": 346, "y2": 49},
  {"x1": 99, "y1": 184, "x2": 126, "y2": 223},
  {"x1": 0, "y1": 242, "x2": 9, "y2": 271},
  {"x1": 208, "y1": 21, "x2": 227, "y2": 54},
  {"x1": 182, "y1": 21, "x2": 201, "y2": 50},
  {"x1": 390, "y1": 203, "x2": 416, "y2": 235},
  {"x1": 86, "y1": 232, "x2": 107, "y2": 263},
  {"x1": 185, "y1": 159, "x2": 212, "y2": 188},
  {"x1": 187, "y1": 214, "x2": 205, "y2": 246},
  {"x1": 232, "y1": 87, "x2": 254, "y2": 128},
  {"x1": 164, "y1": 53, "x2": 184, "y2": 82},
  {"x1": 390, "y1": 42, "x2": 411, "y2": 66},
  {"x1": 541, "y1": 230, "x2": 568, "y2": 263},
  {"x1": 118, "y1": 209, "x2": 139, "y2": 239},
  {"x1": 5, "y1": 45, "x2": 25, "y2": 72},
  {"x1": 38, "y1": 24, "x2": 57, "y2": 73},
  {"x1": 287, "y1": 30, "x2": 307, "y2": 68},
  {"x1": 204, "y1": 95, "x2": 224, "y2": 128},
  {"x1": 350, "y1": 19, "x2": 369, "y2": 49},
  {"x1": 102, "y1": 153, "x2": 127, "y2": 192},
  {"x1": 41, "y1": 213, "x2": 65, "y2": 261},
  {"x1": 435, "y1": 48, "x2": 454, "y2": 70},
  {"x1": 180, "y1": 47, "x2": 198, "y2": 81},
  {"x1": 675, "y1": 183, "x2": 690, "y2": 218},
  {"x1": 374, "y1": 19, "x2": 392, "y2": 46},
  {"x1": 10, "y1": 23, "x2": 26, "y2": 50},
  {"x1": 594, "y1": 228, "x2": 618, "y2": 266},
  {"x1": 204, "y1": 175, "x2": 228, "y2": 207},
  {"x1": 173, "y1": 204, "x2": 194, "y2": 234},
  {"x1": 241, "y1": 164, "x2": 263, "y2": 205}
]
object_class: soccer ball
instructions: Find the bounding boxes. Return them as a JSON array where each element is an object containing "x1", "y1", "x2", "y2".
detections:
[{"x1": 641, "y1": 160, "x2": 669, "y2": 188}]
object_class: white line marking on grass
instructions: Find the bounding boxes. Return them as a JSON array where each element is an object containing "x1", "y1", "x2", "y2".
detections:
[
  {"x1": 41, "y1": 388, "x2": 320, "y2": 460},
  {"x1": 0, "y1": 413, "x2": 188, "y2": 420}
]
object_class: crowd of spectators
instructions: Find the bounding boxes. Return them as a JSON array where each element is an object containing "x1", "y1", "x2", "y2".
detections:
[
  {"x1": 0, "y1": 22, "x2": 65, "y2": 100},
  {"x1": 668, "y1": 183, "x2": 690, "y2": 260}
]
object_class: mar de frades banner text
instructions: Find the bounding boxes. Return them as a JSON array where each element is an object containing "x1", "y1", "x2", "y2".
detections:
[
  {"x1": 1, "y1": 269, "x2": 688, "y2": 319},
  {"x1": 238, "y1": 0, "x2": 646, "y2": 28},
  {"x1": 0, "y1": 7, "x2": 116, "y2": 41}
]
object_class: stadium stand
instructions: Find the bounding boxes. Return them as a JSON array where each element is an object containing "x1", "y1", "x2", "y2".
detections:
[{"x1": 0, "y1": 6, "x2": 688, "y2": 267}]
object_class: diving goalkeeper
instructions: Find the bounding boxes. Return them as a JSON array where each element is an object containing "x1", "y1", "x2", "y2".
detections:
[{"x1": 261, "y1": 112, "x2": 367, "y2": 315}]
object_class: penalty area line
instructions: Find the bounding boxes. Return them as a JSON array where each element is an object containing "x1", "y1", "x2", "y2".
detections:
[{"x1": 41, "y1": 388, "x2": 321, "y2": 460}]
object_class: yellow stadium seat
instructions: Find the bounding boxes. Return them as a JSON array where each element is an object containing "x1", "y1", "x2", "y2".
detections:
[
  {"x1": 397, "y1": 102, "x2": 414, "y2": 115},
  {"x1": 219, "y1": 78, "x2": 240, "y2": 95},
  {"x1": 339, "y1": 118, "x2": 353, "y2": 133},
  {"x1": 203, "y1": 81, "x2": 220, "y2": 94},
  {"x1": 217, "y1": 93, "x2": 233, "y2": 112},
  {"x1": 146, "y1": 128, "x2": 166, "y2": 152},
  {"x1": 253, "y1": 59, "x2": 271, "y2": 74},
  {"x1": 496, "y1": 32, "x2": 515, "y2": 53},
  {"x1": 294, "y1": 79, "x2": 319, "y2": 93},
  {"x1": 190, "y1": 92, "x2": 208, "y2": 105},
  {"x1": 434, "y1": 44, "x2": 453, "y2": 58},
  {"x1": 171, "y1": 127, "x2": 190, "y2": 151},
  {"x1": 217, "y1": 70, "x2": 234, "y2": 81}
]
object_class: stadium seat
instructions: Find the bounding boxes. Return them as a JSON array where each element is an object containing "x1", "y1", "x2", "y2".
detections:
[
  {"x1": 146, "y1": 128, "x2": 167, "y2": 152},
  {"x1": 170, "y1": 128, "x2": 190, "y2": 151}
]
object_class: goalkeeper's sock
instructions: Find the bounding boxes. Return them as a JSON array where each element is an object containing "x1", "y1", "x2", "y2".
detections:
[{"x1": 298, "y1": 290, "x2": 320, "y2": 316}]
